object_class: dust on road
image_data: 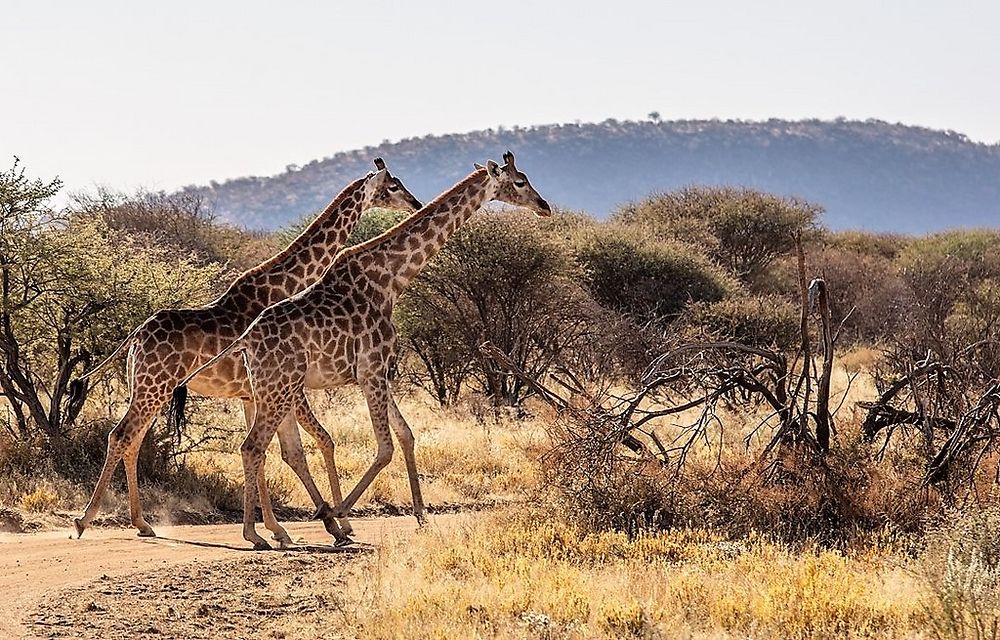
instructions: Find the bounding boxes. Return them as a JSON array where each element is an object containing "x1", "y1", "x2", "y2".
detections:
[{"x1": 0, "y1": 515, "x2": 444, "y2": 639}]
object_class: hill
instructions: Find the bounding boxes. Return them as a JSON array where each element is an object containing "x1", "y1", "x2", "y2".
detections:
[{"x1": 180, "y1": 119, "x2": 1000, "y2": 233}]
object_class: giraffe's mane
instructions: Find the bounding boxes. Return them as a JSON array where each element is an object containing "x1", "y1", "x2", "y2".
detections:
[
  {"x1": 338, "y1": 167, "x2": 488, "y2": 259},
  {"x1": 234, "y1": 174, "x2": 368, "y2": 280}
]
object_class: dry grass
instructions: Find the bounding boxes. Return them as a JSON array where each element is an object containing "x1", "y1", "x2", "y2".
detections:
[
  {"x1": 185, "y1": 389, "x2": 549, "y2": 514},
  {"x1": 2, "y1": 388, "x2": 547, "y2": 525},
  {"x1": 10, "y1": 372, "x2": 1000, "y2": 638},
  {"x1": 329, "y1": 508, "x2": 929, "y2": 639}
]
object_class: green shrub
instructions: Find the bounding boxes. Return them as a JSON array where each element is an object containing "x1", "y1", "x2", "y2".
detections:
[
  {"x1": 613, "y1": 186, "x2": 822, "y2": 282},
  {"x1": 347, "y1": 208, "x2": 409, "y2": 245},
  {"x1": 825, "y1": 229, "x2": 909, "y2": 261},
  {"x1": 891, "y1": 230, "x2": 1000, "y2": 364},
  {"x1": 684, "y1": 294, "x2": 800, "y2": 350},
  {"x1": 575, "y1": 226, "x2": 734, "y2": 324}
]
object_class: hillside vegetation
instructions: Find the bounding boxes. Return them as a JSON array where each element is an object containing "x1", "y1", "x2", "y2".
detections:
[{"x1": 181, "y1": 118, "x2": 1000, "y2": 233}]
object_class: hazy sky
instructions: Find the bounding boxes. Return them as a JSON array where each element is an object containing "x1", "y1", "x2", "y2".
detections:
[{"x1": 4, "y1": 0, "x2": 998, "y2": 197}]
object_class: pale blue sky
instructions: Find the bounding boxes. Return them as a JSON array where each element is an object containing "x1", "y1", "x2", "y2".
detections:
[{"x1": 4, "y1": 0, "x2": 998, "y2": 196}]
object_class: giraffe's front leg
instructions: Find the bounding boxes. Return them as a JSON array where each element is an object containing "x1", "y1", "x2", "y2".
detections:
[
  {"x1": 387, "y1": 394, "x2": 426, "y2": 527},
  {"x1": 275, "y1": 408, "x2": 349, "y2": 541},
  {"x1": 292, "y1": 394, "x2": 354, "y2": 540},
  {"x1": 329, "y1": 369, "x2": 394, "y2": 520}
]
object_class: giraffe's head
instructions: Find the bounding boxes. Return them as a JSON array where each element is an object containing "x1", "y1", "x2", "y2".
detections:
[
  {"x1": 364, "y1": 158, "x2": 423, "y2": 212},
  {"x1": 479, "y1": 151, "x2": 552, "y2": 217}
]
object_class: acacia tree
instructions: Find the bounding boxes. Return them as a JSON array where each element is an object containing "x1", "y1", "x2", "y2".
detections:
[
  {"x1": 397, "y1": 212, "x2": 602, "y2": 407},
  {"x1": 74, "y1": 188, "x2": 277, "y2": 272},
  {"x1": 614, "y1": 186, "x2": 822, "y2": 283},
  {"x1": 0, "y1": 158, "x2": 65, "y2": 437},
  {"x1": 0, "y1": 159, "x2": 223, "y2": 440}
]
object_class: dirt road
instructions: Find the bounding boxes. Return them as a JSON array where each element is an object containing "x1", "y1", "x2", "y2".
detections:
[{"x1": 0, "y1": 515, "x2": 444, "y2": 639}]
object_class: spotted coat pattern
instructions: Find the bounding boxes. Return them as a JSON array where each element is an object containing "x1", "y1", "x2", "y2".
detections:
[{"x1": 74, "y1": 164, "x2": 422, "y2": 545}]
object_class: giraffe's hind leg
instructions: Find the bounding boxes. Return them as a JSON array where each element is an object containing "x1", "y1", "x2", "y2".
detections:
[
  {"x1": 123, "y1": 444, "x2": 156, "y2": 537},
  {"x1": 75, "y1": 399, "x2": 160, "y2": 538},
  {"x1": 241, "y1": 395, "x2": 294, "y2": 550},
  {"x1": 294, "y1": 393, "x2": 353, "y2": 536}
]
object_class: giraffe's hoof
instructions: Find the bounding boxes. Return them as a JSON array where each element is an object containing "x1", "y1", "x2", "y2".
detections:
[
  {"x1": 333, "y1": 535, "x2": 355, "y2": 548},
  {"x1": 252, "y1": 540, "x2": 272, "y2": 551},
  {"x1": 272, "y1": 533, "x2": 293, "y2": 549},
  {"x1": 73, "y1": 518, "x2": 87, "y2": 539},
  {"x1": 312, "y1": 502, "x2": 332, "y2": 520},
  {"x1": 415, "y1": 514, "x2": 429, "y2": 528},
  {"x1": 137, "y1": 528, "x2": 156, "y2": 538}
]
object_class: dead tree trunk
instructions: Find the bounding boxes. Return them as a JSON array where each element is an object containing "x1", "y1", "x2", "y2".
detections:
[{"x1": 811, "y1": 278, "x2": 834, "y2": 453}]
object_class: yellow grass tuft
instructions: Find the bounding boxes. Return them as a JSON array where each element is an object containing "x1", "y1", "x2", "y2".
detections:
[{"x1": 20, "y1": 486, "x2": 59, "y2": 513}]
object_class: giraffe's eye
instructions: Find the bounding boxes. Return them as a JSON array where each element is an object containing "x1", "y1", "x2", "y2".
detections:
[
  {"x1": 513, "y1": 180, "x2": 526, "y2": 188},
  {"x1": 388, "y1": 183, "x2": 399, "y2": 191}
]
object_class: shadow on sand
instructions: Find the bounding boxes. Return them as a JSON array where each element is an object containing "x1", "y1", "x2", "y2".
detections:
[{"x1": 140, "y1": 535, "x2": 374, "y2": 555}]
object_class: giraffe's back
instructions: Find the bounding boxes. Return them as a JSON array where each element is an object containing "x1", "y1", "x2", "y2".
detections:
[{"x1": 129, "y1": 306, "x2": 253, "y2": 399}]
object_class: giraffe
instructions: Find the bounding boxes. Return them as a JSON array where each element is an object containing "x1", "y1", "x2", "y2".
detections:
[
  {"x1": 72, "y1": 159, "x2": 421, "y2": 545},
  {"x1": 181, "y1": 151, "x2": 550, "y2": 549}
]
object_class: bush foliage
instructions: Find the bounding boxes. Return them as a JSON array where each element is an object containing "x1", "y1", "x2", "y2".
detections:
[
  {"x1": 398, "y1": 212, "x2": 597, "y2": 406},
  {"x1": 574, "y1": 225, "x2": 734, "y2": 323},
  {"x1": 613, "y1": 186, "x2": 821, "y2": 283}
]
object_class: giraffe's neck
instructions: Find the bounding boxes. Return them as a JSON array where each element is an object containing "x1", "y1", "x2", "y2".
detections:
[
  {"x1": 220, "y1": 176, "x2": 368, "y2": 308},
  {"x1": 349, "y1": 169, "x2": 492, "y2": 294}
]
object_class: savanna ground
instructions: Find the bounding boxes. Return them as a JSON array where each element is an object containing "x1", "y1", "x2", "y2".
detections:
[{"x1": 4, "y1": 367, "x2": 992, "y2": 640}]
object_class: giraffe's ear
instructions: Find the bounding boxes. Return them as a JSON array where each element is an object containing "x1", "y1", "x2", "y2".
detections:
[
  {"x1": 502, "y1": 150, "x2": 516, "y2": 168},
  {"x1": 486, "y1": 160, "x2": 501, "y2": 178},
  {"x1": 373, "y1": 157, "x2": 386, "y2": 171},
  {"x1": 474, "y1": 163, "x2": 485, "y2": 170}
]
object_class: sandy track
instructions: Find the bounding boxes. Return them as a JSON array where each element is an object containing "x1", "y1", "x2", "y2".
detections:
[{"x1": 0, "y1": 515, "x2": 437, "y2": 639}]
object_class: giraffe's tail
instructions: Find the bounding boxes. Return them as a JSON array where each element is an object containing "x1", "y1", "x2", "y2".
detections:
[
  {"x1": 166, "y1": 385, "x2": 188, "y2": 443},
  {"x1": 66, "y1": 323, "x2": 145, "y2": 422},
  {"x1": 167, "y1": 335, "x2": 248, "y2": 440},
  {"x1": 77, "y1": 323, "x2": 145, "y2": 381}
]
